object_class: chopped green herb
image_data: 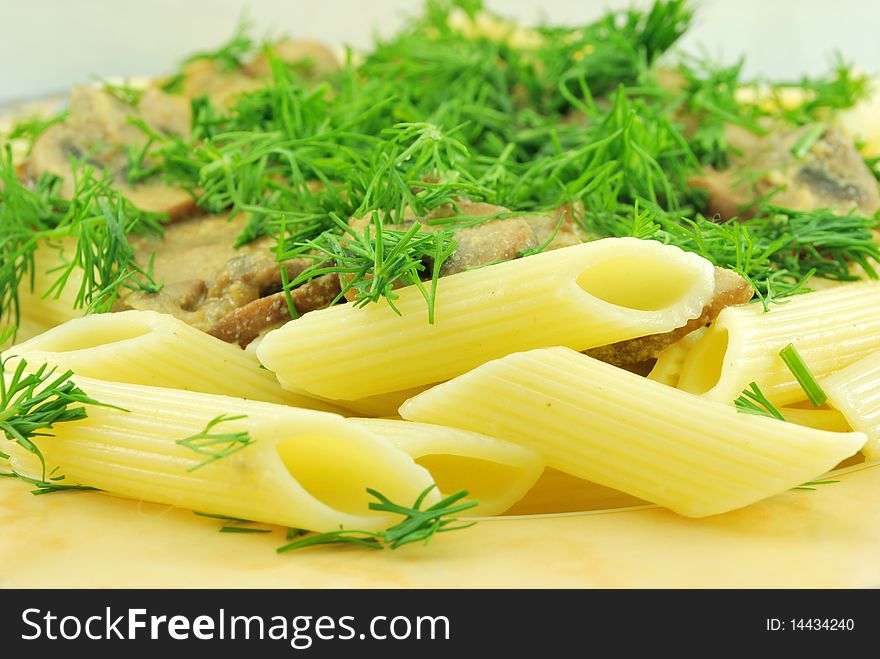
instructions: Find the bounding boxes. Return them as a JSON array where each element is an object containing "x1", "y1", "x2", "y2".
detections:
[
  {"x1": 734, "y1": 382, "x2": 786, "y2": 421},
  {"x1": 176, "y1": 414, "x2": 254, "y2": 471},
  {"x1": 790, "y1": 123, "x2": 826, "y2": 159},
  {"x1": 779, "y1": 343, "x2": 828, "y2": 407},
  {"x1": 0, "y1": 357, "x2": 115, "y2": 481},
  {"x1": 219, "y1": 525, "x2": 273, "y2": 534},
  {"x1": 793, "y1": 479, "x2": 840, "y2": 491},
  {"x1": 277, "y1": 485, "x2": 477, "y2": 553}
]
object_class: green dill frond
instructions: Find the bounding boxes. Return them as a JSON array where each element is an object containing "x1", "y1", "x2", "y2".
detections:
[
  {"x1": 276, "y1": 485, "x2": 478, "y2": 553},
  {"x1": 176, "y1": 414, "x2": 255, "y2": 471}
]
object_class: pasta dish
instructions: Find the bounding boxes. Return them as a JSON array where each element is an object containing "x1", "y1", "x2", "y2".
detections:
[{"x1": 2, "y1": 0, "x2": 879, "y2": 555}]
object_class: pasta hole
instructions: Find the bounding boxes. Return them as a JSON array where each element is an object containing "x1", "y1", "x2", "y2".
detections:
[
  {"x1": 677, "y1": 328, "x2": 728, "y2": 395},
  {"x1": 275, "y1": 434, "x2": 416, "y2": 516},
  {"x1": 415, "y1": 454, "x2": 520, "y2": 505},
  {"x1": 576, "y1": 254, "x2": 698, "y2": 311}
]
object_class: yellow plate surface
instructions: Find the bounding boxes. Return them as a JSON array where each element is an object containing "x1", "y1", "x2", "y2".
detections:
[{"x1": 2, "y1": 461, "x2": 878, "y2": 588}]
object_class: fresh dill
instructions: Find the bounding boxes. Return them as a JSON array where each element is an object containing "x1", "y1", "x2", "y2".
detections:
[
  {"x1": 793, "y1": 479, "x2": 840, "y2": 491},
  {"x1": 6, "y1": 110, "x2": 69, "y2": 153},
  {"x1": 96, "y1": 77, "x2": 144, "y2": 107},
  {"x1": 0, "y1": 357, "x2": 109, "y2": 480},
  {"x1": 734, "y1": 382, "x2": 786, "y2": 421},
  {"x1": 866, "y1": 155, "x2": 880, "y2": 183},
  {"x1": 790, "y1": 122, "x2": 827, "y2": 159},
  {"x1": 5, "y1": 0, "x2": 877, "y2": 325},
  {"x1": 778, "y1": 343, "x2": 828, "y2": 407},
  {"x1": 10, "y1": 469, "x2": 98, "y2": 496},
  {"x1": 0, "y1": 147, "x2": 163, "y2": 335},
  {"x1": 176, "y1": 414, "x2": 255, "y2": 471},
  {"x1": 219, "y1": 524, "x2": 273, "y2": 534},
  {"x1": 277, "y1": 486, "x2": 477, "y2": 553},
  {"x1": 284, "y1": 213, "x2": 457, "y2": 322},
  {"x1": 182, "y1": 21, "x2": 255, "y2": 72}
]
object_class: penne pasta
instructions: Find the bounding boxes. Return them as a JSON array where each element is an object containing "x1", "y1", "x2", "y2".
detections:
[
  {"x1": 258, "y1": 238, "x2": 715, "y2": 400},
  {"x1": 3, "y1": 376, "x2": 437, "y2": 532},
  {"x1": 399, "y1": 347, "x2": 866, "y2": 517},
  {"x1": 7, "y1": 310, "x2": 342, "y2": 412},
  {"x1": 351, "y1": 418, "x2": 543, "y2": 516},
  {"x1": 821, "y1": 351, "x2": 880, "y2": 460},
  {"x1": 677, "y1": 282, "x2": 880, "y2": 405},
  {"x1": 647, "y1": 326, "x2": 707, "y2": 387}
]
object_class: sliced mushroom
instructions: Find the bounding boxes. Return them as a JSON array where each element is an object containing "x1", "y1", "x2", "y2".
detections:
[
  {"x1": 246, "y1": 40, "x2": 340, "y2": 78},
  {"x1": 692, "y1": 124, "x2": 880, "y2": 219},
  {"x1": 26, "y1": 86, "x2": 198, "y2": 219},
  {"x1": 178, "y1": 59, "x2": 265, "y2": 106},
  {"x1": 208, "y1": 273, "x2": 342, "y2": 347}
]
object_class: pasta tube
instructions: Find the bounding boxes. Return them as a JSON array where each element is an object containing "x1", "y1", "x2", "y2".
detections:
[
  {"x1": 821, "y1": 351, "x2": 880, "y2": 460},
  {"x1": 259, "y1": 238, "x2": 715, "y2": 400},
  {"x1": 4, "y1": 376, "x2": 436, "y2": 532},
  {"x1": 399, "y1": 347, "x2": 866, "y2": 518},
  {"x1": 647, "y1": 327, "x2": 707, "y2": 387},
  {"x1": 677, "y1": 281, "x2": 880, "y2": 405},
  {"x1": 7, "y1": 310, "x2": 342, "y2": 412},
  {"x1": 351, "y1": 418, "x2": 543, "y2": 516}
]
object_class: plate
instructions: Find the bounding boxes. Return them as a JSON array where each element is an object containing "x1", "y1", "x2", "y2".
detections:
[{"x1": 2, "y1": 460, "x2": 877, "y2": 588}]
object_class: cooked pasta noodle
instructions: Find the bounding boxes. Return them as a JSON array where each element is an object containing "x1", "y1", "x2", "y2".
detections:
[
  {"x1": 3, "y1": 375, "x2": 436, "y2": 532},
  {"x1": 7, "y1": 310, "x2": 342, "y2": 412},
  {"x1": 822, "y1": 351, "x2": 880, "y2": 460},
  {"x1": 400, "y1": 347, "x2": 866, "y2": 517},
  {"x1": 677, "y1": 282, "x2": 880, "y2": 405},
  {"x1": 351, "y1": 418, "x2": 543, "y2": 515},
  {"x1": 258, "y1": 238, "x2": 715, "y2": 400}
]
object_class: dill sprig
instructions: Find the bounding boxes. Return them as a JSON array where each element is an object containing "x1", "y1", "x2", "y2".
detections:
[
  {"x1": 284, "y1": 213, "x2": 456, "y2": 322},
  {"x1": 794, "y1": 479, "x2": 839, "y2": 491},
  {"x1": 10, "y1": 468, "x2": 98, "y2": 496},
  {"x1": 277, "y1": 485, "x2": 478, "y2": 553},
  {"x1": 96, "y1": 77, "x2": 144, "y2": 107},
  {"x1": 779, "y1": 343, "x2": 828, "y2": 407},
  {"x1": 0, "y1": 147, "x2": 163, "y2": 335},
  {"x1": 5, "y1": 110, "x2": 69, "y2": 154},
  {"x1": 176, "y1": 414, "x2": 255, "y2": 471},
  {"x1": 676, "y1": 56, "x2": 766, "y2": 169},
  {"x1": 766, "y1": 53, "x2": 870, "y2": 125},
  {"x1": 182, "y1": 21, "x2": 255, "y2": 72},
  {"x1": 12, "y1": 0, "x2": 871, "y2": 323},
  {"x1": 0, "y1": 357, "x2": 108, "y2": 480},
  {"x1": 734, "y1": 382, "x2": 786, "y2": 421}
]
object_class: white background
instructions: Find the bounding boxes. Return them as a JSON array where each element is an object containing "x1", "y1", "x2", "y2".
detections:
[{"x1": 2, "y1": 0, "x2": 879, "y2": 103}]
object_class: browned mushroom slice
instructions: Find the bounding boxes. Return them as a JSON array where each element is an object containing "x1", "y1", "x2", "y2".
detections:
[
  {"x1": 692, "y1": 124, "x2": 880, "y2": 220},
  {"x1": 125, "y1": 214, "x2": 316, "y2": 332},
  {"x1": 245, "y1": 40, "x2": 340, "y2": 78},
  {"x1": 123, "y1": 280, "x2": 207, "y2": 320},
  {"x1": 178, "y1": 59, "x2": 265, "y2": 106},
  {"x1": 27, "y1": 86, "x2": 199, "y2": 218},
  {"x1": 28, "y1": 123, "x2": 80, "y2": 197},
  {"x1": 584, "y1": 267, "x2": 754, "y2": 367},
  {"x1": 120, "y1": 183, "x2": 199, "y2": 221},
  {"x1": 208, "y1": 274, "x2": 342, "y2": 347},
  {"x1": 439, "y1": 218, "x2": 537, "y2": 275},
  {"x1": 138, "y1": 87, "x2": 192, "y2": 138}
]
